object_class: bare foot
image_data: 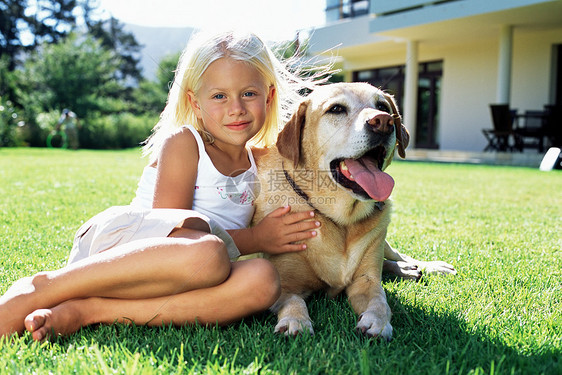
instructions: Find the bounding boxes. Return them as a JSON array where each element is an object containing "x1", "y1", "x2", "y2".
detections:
[
  {"x1": 24, "y1": 300, "x2": 85, "y2": 341},
  {"x1": 0, "y1": 275, "x2": 46, "y2": 337}
]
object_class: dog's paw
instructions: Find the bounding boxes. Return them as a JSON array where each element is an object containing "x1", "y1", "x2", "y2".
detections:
[
  {"x1": 390, "y1": 260, "x2": 422, "y2": 280},
  {"x1": 418, "y1": 260, "x2": 457, "y2": 276},
  {"x1": 356, "y1": 311, "x2": 393, "y2": 341},
  {"x1": 274, "y1": 317, "x2": 314, "y2": 336}
]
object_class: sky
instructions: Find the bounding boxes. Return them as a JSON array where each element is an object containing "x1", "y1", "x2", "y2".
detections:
[{"x1": 97, "y1": 0, "x2": 326, "y2": 42}]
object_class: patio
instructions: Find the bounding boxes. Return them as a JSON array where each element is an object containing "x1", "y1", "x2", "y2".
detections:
[
  {"x1": 482, "y1": 104, "x2": 562, "y2": 153},
  {"x1": 405, "y1": 149, "x2": 545, "y2": 168}
]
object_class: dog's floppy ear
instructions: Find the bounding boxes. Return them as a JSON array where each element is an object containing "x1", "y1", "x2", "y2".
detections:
[
  {"x1": 276, "y1": 100, "x2": 308, "y2": 168},
  {"x1": 385, "y1": 93, "x2": 410, "y2": 159}
]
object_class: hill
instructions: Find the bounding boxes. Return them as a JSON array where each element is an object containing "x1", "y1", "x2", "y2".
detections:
[{"x1": 124, "y1": 24, "x2": 195, "y2": 80}]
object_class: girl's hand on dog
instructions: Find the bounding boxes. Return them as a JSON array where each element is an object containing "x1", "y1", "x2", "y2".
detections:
[{"x1": 254, "y1": 206, "x2": 320, "y2": 255}]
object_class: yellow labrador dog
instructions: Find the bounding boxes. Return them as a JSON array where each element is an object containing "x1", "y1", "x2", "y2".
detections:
[{"x1": 252, "y1": 82, "x2": 455, "y2": 340}]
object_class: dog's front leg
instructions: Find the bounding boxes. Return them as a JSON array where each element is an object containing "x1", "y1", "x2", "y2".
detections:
[
  {"x1": 270, "y1": 293, "x2": 314, "y2": 336},
  {"x1": 347, "y1": 241, "x2": 393, "y2": 340},
  {"x1": 347, "y1": 274, "x2": 393, "y2": 340}
]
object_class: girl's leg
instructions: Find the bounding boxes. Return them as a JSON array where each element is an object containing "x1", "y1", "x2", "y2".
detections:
[
  {"x1": 0, "y1": 228, "x2": 230, "y2": 337},
  {"x1": 24, "y1": 258, "x2": 280, "y2": 341}
]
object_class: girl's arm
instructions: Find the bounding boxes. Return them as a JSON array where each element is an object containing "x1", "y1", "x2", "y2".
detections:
[
  {"x1": 239, "y1": 147, "x2": 320, "y2": 255},
  {"x1": 151, "y1": 137, "x2": 318, "y2": 254},
  {"x1": 152, "y1": 129, "x2": 199, "y2": 209},
  {"x1": 229, "y1": 206, "x2": 320, "y2": 256}
]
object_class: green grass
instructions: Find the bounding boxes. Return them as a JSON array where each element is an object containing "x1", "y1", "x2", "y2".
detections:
[{"x1": 0, "y1": 147, "x2": 560, "y2": 374}]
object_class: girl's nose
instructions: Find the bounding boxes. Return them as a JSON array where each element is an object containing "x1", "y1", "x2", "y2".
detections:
[{"x1": 229, "y1": 98, "x2": 246, "y2": 116}]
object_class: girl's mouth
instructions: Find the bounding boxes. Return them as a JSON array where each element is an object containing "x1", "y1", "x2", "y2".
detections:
[{"x1": 226, "y1": 121, "x2": 251, "y2": 130}]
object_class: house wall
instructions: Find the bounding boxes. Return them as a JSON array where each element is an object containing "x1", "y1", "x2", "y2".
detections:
[
  {"x1": 336, "y1": 26, "x2": 562, "y2": 151},
  {"x1": 439, "y1": 26, "x2": 562, "y2": 151},
  {"x1": 438, "y1": 38, "x2": 498, "y2": 151},
  {"x1": 511, "y1": 27, "x2": 562, "y2": 110}
]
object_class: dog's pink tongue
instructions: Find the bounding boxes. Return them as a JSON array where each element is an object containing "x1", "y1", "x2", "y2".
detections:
[{"x1": 344, "y1": 158, "x2": 394, "y2": 201}]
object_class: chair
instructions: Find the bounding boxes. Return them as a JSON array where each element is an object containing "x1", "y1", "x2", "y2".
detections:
[
  {"x1": 483, "y1": 104, "x2": 520, "y2": 151},
  {"x1": 514, "y1": 110, "x2": 546, "y2": 152}
]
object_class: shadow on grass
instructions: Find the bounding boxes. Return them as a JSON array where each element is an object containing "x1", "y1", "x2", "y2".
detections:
[
  {"x1": 383, "y1": 295, "x2": 560, "y2": 375},
  {"x1": 37, "y1": 290, "x2": 559, "y2": 375}
]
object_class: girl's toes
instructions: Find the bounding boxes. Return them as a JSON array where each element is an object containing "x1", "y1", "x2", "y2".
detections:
[
  {"x1": 31, "y1": 326, "x2": 49, "y2": 341},
  {"x1": 25, "y1": 310, "x2": 53, "y2": 341},
  {"x1": 24, "y1": 309, "x2": 48, "y2": 333}
]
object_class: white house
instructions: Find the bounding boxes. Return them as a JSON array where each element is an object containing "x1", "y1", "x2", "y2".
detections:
[{"x1": 307, "y1": 0, "x2": 562, "y2": 153}]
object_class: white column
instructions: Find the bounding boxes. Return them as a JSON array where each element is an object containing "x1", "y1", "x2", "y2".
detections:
[
  {"x1": 496, "y1": 25, "x2": 513, "y2": 104},
  {"x1": 404, "y1": 40, "x2": 419, "y2": 148}
]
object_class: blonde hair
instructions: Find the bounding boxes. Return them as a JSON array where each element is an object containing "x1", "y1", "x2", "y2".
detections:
[{"x1": 143, "y1": 30, "x2": 323, "y2": 163}]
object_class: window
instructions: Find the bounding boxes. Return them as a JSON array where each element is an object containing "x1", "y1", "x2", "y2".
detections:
[
  {"x1": 353, "y1": 65, "x2": 405, "y2": 107},
  {"x1": 326, "y1": 0, "x2": 370, "y2": 22}
]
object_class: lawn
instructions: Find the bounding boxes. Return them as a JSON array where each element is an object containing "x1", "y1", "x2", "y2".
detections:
[{"x1": 0, "y1": 147, "x2": 560, "y2": 374}]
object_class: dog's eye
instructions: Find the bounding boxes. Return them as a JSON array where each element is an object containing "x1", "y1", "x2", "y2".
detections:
[
  {"x1": 327, "y1": 104, "x2": 347, "y2": 114},
  {"x1": 376, "y1": 102, "x2": 391, "y2": 113}
]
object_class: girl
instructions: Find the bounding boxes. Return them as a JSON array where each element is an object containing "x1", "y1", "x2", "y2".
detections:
[{"x1": 0, "y1": 30, "x2": 322, "y2": 341}]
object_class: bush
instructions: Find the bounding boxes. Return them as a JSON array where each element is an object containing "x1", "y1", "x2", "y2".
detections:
[
  {"x1": 79, "y1": 112, "x2": 157, "y2": 149},
  {"x1": 115, "y1": 113, "x2": 158, "y2": 149},
  {"x1": 0, "y1": 96, "x2": 25, "y2": 147},
  {"x1": 15, "y1": 110, "x2": 157, "y2": 149}
]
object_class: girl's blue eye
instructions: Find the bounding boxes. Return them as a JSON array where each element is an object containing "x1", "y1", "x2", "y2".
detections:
[
  {"x1": 243, "y1": 92, "x2": 256, "y2": 97},
  {"x1": 213, "y1": 94, "x2": 225, "y2": 100}
]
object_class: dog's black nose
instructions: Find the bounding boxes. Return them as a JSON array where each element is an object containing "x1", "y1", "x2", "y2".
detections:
[{"x1": 367, "y1": 113, "x2": 394, "y2": 134}]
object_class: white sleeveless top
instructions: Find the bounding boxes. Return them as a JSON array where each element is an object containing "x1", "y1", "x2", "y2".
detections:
[{"x1": 131, "y1": 126, "x2": 258, "y2": 230}]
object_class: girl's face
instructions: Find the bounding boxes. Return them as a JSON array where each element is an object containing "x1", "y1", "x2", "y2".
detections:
[{"x1": 188, "y1": 58, "x2": 275, "y2": 148}]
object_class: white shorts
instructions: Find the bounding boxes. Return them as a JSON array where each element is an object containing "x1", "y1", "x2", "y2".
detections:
[{"x1": 67, "y1": 206, "x2": 241, "y2": 264}]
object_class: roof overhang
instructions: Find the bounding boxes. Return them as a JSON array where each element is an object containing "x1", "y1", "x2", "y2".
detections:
[{"x1": 369, "y1": 0, "x2": 562, "y2": 46}]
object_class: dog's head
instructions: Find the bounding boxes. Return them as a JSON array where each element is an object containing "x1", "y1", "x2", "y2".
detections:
[{"x1": 276, "y1": 82, "x2": 409, "y2": 202}]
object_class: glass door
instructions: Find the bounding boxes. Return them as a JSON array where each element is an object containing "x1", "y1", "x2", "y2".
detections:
[
  {"x1": 415, "y1": 62, "x2": 442, "y2": 149},
  {"x1": 554, "y1": 44, "x2": 562, "y2": 105}
]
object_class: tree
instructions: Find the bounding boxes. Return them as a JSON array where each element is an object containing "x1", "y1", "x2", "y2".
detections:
[
  {"x1": 0, "y1": 56, "x2": 18, "y2": 98},
  {"x1": 18, "y1": 33, "x2": 123, "y2": 118},
  {"x1": 88, "y1": 16, "x2": 143, "y2": 86},
  {"x1": 0, "y1": 0, "x2": 98, "y2": 70}
]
